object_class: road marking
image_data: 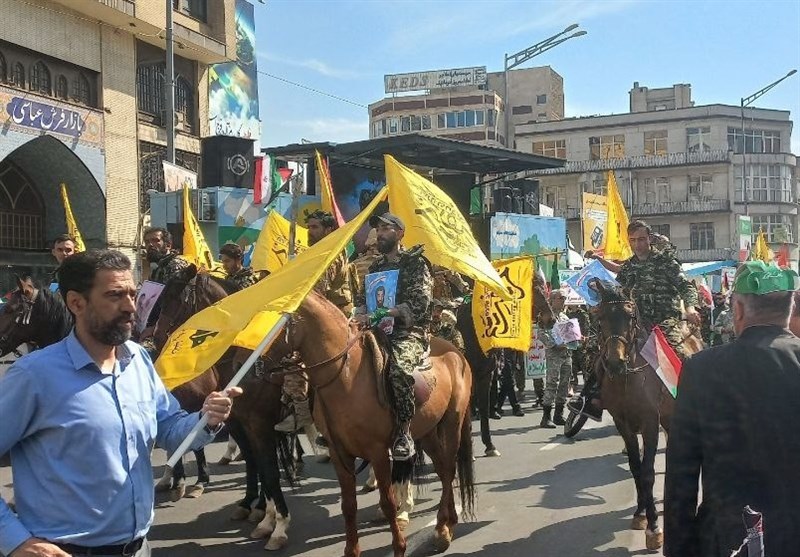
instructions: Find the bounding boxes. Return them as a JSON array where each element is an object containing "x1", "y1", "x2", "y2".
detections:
[{"x1": 540, "y1": 442, "x2": 561, "y2": 451}]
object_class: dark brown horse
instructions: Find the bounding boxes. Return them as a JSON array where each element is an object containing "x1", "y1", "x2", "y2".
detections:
[
  {"x1": 590, "y1": 279, "x2": 703, "y2": 551},
  {"x1": 153, "y1": 267, "x2": 295, "y2": 550},
  {"x1": 266, "y1": 291, "x2": 475, "y2": 557},
  {"x1": 0, "y1": 277, "x2": 73, "y2": 357}
]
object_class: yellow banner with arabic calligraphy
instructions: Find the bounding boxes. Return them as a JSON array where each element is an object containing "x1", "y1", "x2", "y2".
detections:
[
  {"x1": 471, "y1": 256, "x2": 533, "y2": 354},
  {"x1": 251, "y1": 210, "x2": 309, "y2": 273}
]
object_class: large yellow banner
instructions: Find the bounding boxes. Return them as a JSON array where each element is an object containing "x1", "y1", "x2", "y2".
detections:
[
  {"x1": 182, "y1": 185, "x2": 224, "y2": 275},
  {"x1": 471, "y1": 257, "x2": 533, "y2": 354},
  {"x1": 251, "y1": 210, "x2": 309, "y2": 273},
  {"x1": 604, "y1": 170, "x2": 633, "y2": 261},
  {"x1": 582, "y1": 192, "x2": 608, "y2": 256},
  {"x1": 155, "y1": 187, "x2": 389, "y2": 389},
  {"x1": 60, "y1": 184, "x2": 86, "y2": 252}
]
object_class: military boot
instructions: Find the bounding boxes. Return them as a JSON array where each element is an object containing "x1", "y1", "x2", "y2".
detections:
[
  {"x1": 553, "y1": 403, "x2": 566, "y2": 426},
  {"x1": 540, "y1": 406, "x2": 556, "y2": 429},
  {"x1": 275, "y1": 397, "x2": 313, "y2": 433}
]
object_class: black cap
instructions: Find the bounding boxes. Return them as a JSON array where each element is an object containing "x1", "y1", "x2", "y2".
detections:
[{"x1": 369, "y1": 212, "x2": 405, "y2": 231}]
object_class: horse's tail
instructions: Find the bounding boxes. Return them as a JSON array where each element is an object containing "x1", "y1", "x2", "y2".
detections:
[
  {"x1": 391, "y1": 458, "x2": 414, "y2": 486},
  {"x1": 456, "y1": 415, "x2": 476, "y2": 520},
  {"x1": 276, "y1": 432, "x2": 298, "y2": 489}
]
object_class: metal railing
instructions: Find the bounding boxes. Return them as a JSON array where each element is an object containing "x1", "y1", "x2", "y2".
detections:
[
  {"x1": 529, "y1": 149, "x2": 732, "y2": 175},
  {"x1": 97, "y1": 0, "x2": 135, "y2": 16},
  {"x1": 632, "y1": 199, "x2": 730, "y2": 216},
  {"x1": 675, "y1": 248, "x2": 734, "y2": 262}
]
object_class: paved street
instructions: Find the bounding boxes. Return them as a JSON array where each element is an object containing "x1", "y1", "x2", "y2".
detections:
[{"x1": 0, "y1": 396, "x2": 667, "y2": 557}]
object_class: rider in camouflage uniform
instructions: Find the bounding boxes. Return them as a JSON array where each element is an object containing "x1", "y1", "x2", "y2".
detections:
[
  {"x1": 219, "y1": 243, "x2": 258, "y2": 291},
  {"x1": 432, "y1": 265, "x2": 469, "y2": 302},
  {"x1": 355, "y1": 213, "x2": 433, "y2": 461},
  {"x1": 539, "y1": 291, "x2": 577, "y2": 428},
  {"x1": 430, "y1": 300, "x2": 465, "y2": 353}
]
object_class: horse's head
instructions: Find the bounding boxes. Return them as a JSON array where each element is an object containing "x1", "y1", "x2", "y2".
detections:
[
  {"x1": 152, "y1": 264, "x2": 199, "y2": 352},
  {"x1": 0, "y1": 276, "x2": 39, "y2": 357},
  {"x1": 589, "y1": 278, "x2": 638, "y2": 375}
]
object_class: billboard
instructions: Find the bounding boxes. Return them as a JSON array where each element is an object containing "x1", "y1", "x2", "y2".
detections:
[
  {"x1": 208, "y1": 0, "x2": 260, "y2": 139},
  {"x1": 384, "y1": 66, "x2": 487, "y2": 94},
  {"x1": 737, "y1": 215, "x2": 752, "y2": 262},
  {"x1": 582, "y1": 192, "x2": 608, "y2": 254},
  {"x1": 488, "y1": 213, "x2": 567, "y2": 279}
]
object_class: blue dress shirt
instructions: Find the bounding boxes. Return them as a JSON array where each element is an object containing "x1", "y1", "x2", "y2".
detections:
[{"x1": 0, "y1": 331, "x2": 215, "y2": 555}]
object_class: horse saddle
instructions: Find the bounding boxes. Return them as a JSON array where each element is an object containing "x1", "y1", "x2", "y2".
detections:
[{"x1": 365, "y1": 329, "x2": 435, "y2": 409}]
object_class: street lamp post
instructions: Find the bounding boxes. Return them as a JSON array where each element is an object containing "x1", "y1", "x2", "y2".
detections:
[
  {"x1": 503, "y1": 24, "x2": 587, "y2": 150},
  {"x1": 739, "y1": 69, "x2": 797, "y2": 216}
]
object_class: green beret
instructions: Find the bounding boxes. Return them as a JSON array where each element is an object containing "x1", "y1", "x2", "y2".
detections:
[{"x1": 733, "y1": 261, "x2": 799, "y2": 295}]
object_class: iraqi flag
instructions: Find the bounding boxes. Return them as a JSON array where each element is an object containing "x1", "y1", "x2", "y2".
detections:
[{"x1": 640, "y1": 326, "x2": 682, "y2": 398}]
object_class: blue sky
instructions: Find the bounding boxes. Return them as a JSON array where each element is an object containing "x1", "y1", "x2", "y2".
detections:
[{"x1": 253, "y1": 0, "x2": 800, "y2": 153}]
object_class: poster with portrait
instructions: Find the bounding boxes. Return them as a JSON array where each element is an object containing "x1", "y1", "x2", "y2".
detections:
[
  {"x1": 526, "y1": 326, "x2": 547, "y2": 378},
  {"x1": 365, "y1": 270, "x2": 398, "y2": 335},
  {"x1": 135, "y1": 281, "x2": 165, "y2": 333},
  {"x1": 552, "y1": 318, "x2": 582, "y2": 348}
]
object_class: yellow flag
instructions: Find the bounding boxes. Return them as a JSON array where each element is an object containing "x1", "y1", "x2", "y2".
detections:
[
  {"x1": 60, "y1": 184, "x2": 86, "y2": 252},
  {"x1": 182, "y1": 185, "x2": 224, "y2": 276},
  {"x1": 385, "y1": 155, "x2": 510, "y2": 299},
  {"x1": 753, "y1": 228, "x2": 773, "y2": 262},
  {"x1": 471, "y1": 257, "x2": 533, "y2": 354},
  {"x1": 251, "y1": 210, "x2": 309, "y2": 273},
  {"x1": 315, "y1": 150, "x2": 345, "y2": 225},
  {"x1": 604, "y1": 170, "x2": 633, "y2": 260},
  {"x1": 155, "y1": 187, "x2": 390, "y2": 389}
]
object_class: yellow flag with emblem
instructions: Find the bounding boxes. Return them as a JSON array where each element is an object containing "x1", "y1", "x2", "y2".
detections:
[
  {"x1": 753, "y1": 228, "x2": 773, "y2": 262},
  {"x1": 471, "y1": 256, "x2": 533, "y2": 354},
  {"x1": 155, "y1": 187, "x2": 390, "y2": 389},
  {"x1": 604, "y1": 170, "x2": 633, "y2": 261},
  {"x1": 251, "y1": 210, "x2": 309, "y2": 273},
  {"x1": 385, "y1": 155, "x2": 510, "y2": 300},
  {"x1": 182, "y1": 185, "x2": 225, "y2": 277},
  {"x1": 60, "y1": 184, "x2": 86, "y2": 252}
]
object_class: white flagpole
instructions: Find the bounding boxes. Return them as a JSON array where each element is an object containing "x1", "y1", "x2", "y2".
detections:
[{"x1": 166, "y1": 313, "x2": 291, "y2": 468}]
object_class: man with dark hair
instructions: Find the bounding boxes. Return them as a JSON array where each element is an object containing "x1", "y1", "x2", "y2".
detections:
[
  {"x1": 354, "y1": 213, "x2": 433, "y2": 461},
  {"x1": 0, "y1": 250, "x2": 240, "y2": 557},
  {"x1": 665, "y1": 261, "x2": 800, "y2": 557},
  {"x1": 219, "y1": 243, "x2": 258, "y2": 290},
  {"x1": 143, "y1": 227, "x2": 189, "y2": 286},
  {"x1": 51, "y1": 234, "x2": 77, "y2": 266}
]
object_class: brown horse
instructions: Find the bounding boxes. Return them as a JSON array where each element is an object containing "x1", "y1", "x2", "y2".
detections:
[
  {"x1": 0, "y1": 277, "x2": 73, "y2": 357},
  {"x1": 269, "y1": 291, "x2": 475, "y2": 557},
  {"x1": 590, "y1": 279, "x2": 703, "y2": 551}
]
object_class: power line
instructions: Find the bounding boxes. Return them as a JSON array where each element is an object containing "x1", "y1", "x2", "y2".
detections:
[{"x1": 257, "y1": 70, "x2": 368, "y2": 108}]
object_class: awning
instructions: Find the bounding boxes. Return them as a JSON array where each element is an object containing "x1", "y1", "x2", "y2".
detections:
[{"x1": 682, "y1": 260, "x2": 737, "y2": 277}]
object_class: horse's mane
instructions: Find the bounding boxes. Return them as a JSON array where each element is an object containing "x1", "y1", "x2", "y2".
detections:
[
  {"x1": 596, "y1": 281, "x2": 629, "y2": 303},
  {"x1": 206, "y1": 274, "x2": 241, "y2": 295},
  {"x1": 33, "y1": 287, "x2": 73, "y2": 343}
]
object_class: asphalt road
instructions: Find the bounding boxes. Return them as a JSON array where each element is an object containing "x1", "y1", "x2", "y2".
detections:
[{"x1": 0, "y1": 397, "x2": 667, "y2": 557}]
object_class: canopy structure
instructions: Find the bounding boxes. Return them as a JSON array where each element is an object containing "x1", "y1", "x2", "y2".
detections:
[{"x1": 682, "y1": 260, "x2": 737, "y2": 277}]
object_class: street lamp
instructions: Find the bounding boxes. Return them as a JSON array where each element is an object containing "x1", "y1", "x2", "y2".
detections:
[
  {"x1": 503, "y1": 24, "x2": 587, "y2": 149},
  {"x1": 740, "y1": 69, "x2": 797, "y2": 216}
]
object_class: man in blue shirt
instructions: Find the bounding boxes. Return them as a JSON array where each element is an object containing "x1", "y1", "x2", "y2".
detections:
[{"x1": 0, "y1": 250, "x2": 240, "y2": 557}]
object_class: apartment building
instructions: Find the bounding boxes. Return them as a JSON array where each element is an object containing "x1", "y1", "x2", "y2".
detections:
[{"x1": 516, "y1": 83, "x2": 797, "y2": 265}]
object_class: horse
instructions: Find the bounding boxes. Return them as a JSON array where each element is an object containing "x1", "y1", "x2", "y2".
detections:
[
  {"x1": 456, "y1": 271, "x2": 554, "y2": 457},
  {"x1": 589, "y1": 279, "x2": 704, "y2": 551},
  {"x1": 266, "y1": 291, "x2": 475, "y2": 557},
  {"x1": 0, "y1": 276, "x2": 73, "y2": 357},
  {"x1": 152, "y1": 267, "x2": 296, "y2": 549}
]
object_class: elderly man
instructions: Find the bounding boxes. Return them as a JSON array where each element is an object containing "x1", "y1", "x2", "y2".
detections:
[{"x1": 664, "y1": 261, "x2": 800, "y2": 557}]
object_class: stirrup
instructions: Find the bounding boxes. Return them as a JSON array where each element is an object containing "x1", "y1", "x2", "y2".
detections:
[{"x1": 391, "y1": 434, "x2": 415, "y2": 462}]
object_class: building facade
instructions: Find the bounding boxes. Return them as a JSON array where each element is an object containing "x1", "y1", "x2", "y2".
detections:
[
  {"x1": 0, "y1": 0, "x2": 236, "y2": 288},
  {"x1": 515, "y1": 83, "x2": 798, "y2": 265},
  {"x1": 369, "y1": 66, "x2": 563, "y2": 149}
]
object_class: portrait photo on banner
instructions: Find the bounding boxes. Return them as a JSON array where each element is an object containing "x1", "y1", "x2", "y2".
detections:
[{"x1": 365, "y1": 269, "x2": 398, "y2": 335}]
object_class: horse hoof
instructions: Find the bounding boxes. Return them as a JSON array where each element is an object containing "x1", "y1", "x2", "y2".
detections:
[
  {"x1": 433, "y1": 528, "x2": 452, "y2": 553},
  {"x1": 397, "y1": 514, "x2": 409, "y2": 532},
  {"x1": 250, "y1": 524, "x2": 273, "y2": 539},
  {"x1": 169, "y1": 484, "x2": 186, "y2": 502},
  {"x1": 231, "y1": 506, "x2": 250, "y2": 521},
  {"x1": 185, "y1": 484, "x2": 205, "y2": 498},
  {"x1": 645, "y1": 528, "x2": 663, "y2": 550},
  {"x1": 154, "y1": 481, "x2": 171, "y2": 493},
  {"x1": 484, "y1": 448, "x2": 501, "y2": 457},
  {"x1": 248, "y1": 508, "x2": 266, "y2": 523},
  {"x1": 265, "y1": 535, "x2": 288, "y2": 551},
  {"x1": 217, "y1": 457, "x2": 232, "y2": 466},
  {"x1": 631, "y1": 515, "x2": 647, "y2": 530}
]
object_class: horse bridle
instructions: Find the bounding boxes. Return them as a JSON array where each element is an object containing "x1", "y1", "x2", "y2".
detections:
[
  {"x1": 0, "y1": 289, "x2": 38, "y2": 355},
  {"x1": 597, "y1": 298, "x2": 642, "y2": 370}
]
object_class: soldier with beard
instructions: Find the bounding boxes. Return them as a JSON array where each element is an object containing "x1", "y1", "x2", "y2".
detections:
[
  {"x1": 219, "y1": 243, "x2": 258, "y2": 290},
  {"x1": 354, "y1": 213, "x2": 433, "y2": 461}
]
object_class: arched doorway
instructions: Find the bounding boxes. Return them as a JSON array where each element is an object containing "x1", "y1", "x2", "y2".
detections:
[{"x1": 0, "y1": 136, "x2": 105, "y2": 293}]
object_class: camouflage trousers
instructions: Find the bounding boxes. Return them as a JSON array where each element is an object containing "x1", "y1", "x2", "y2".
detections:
[
  {"x1": 658, "y1": 317, "x2": 692, "y2": 360},
  {"x1": 543, "y1": 347, "x2": 572, "y2": 407},
  {"x1": 388, "y1": 335, "x2": 427, "y2": 425},
  {"x1": 283, "y1": 370, "x2": 309, "y2": 402}
]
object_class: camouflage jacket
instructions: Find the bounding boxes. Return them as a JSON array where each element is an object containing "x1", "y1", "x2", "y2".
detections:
[
  {"x1": 314, "y1": 249, "x2": 353, "y2": 314},
  {"x1": 431, "y1": 322, "x2": 465, "y2": 353},
  {"x1": 149, "y1": 251, "x2": 190, "y2": 285},
  {"x1": 432, "y1": 266, "x2": 469, "y2": 302},
  {"x1": 711, "y1": 308, "x2": 735, "y2": 345},
  {"x1": 228, "y1": 266, "x2": 259, "y2": 290},
  {"x1": 616, "y1": 249, "x2": 698, "y2": 326},
  {"x1": 356, "y1": 245, "x2": 433, "y2": 340}
]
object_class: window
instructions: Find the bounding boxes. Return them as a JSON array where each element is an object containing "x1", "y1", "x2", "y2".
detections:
[
  {"x1": 400, "y1": 116, "x2": 410, "y2": 132},
  {"x1": 727, "y1": 127, "x2": 782, "y2": 154},
  {"x1": 688, "y1": 174, "x2": 713, "y2": 201},
  {"x1": 533, "y1": 140, "x2": 566, "y2": 159},
  {"x1": 389, "y1": 117, "x2": 398, "y2": 134},
  {"x1": 173, "y1": 0, "x2": 207, "y2": 21},
  {"x1": 475, "y1": 111, "x2": 484, "y2": 125},
  {"x1": 536, "y1": 94, "x2": 547, "y2": 104},
  {"x1": 71, "y1": 74, "x2": 91, "y2": 105},
  {"x1": 136, "y1": 63, "x2": 164, "y2": 115},
  {"x1": 589, "y1": 134, "x2": 625, "y2": 159},
  {"x1": 55, "y1": 75, "x2": 68, "y2": 100},
  {"x1": 139, "y1": 141, "x2": 201, "y2": 212},
  {"x1": 0, "y1": 160, "x2": 45, "y2": 250},
  {"x1": 588, "y1": 177, "x2": 607, "y2": 196},
  {"x1": 736, "y1": 164, "x2": 793, "y2": 203},
  {"x1": 644, "y1": 130, "x2": 667, "y2": 156},
  {"x1": 29, "y1": 61, "x2": 51, "y2": 95},
  {"x1": 10, "y1": 62, "x2": 24, "y2": 88},
  {"x1": 752, "y1": 215, "x2": 793, "y2": 243},
  {"x1": 651, "y1": 224, "x2": 670, "y2": 238},
  {"x1": 487, "y1": 109, "x2": 496, "y2": 127},
  {"x1": 439, "y1": 110, "x2": 485, "y2": 129},
  {"x1": 686, "y1": 127, "x2": 711, "y2": 153},
  {"x1": 175, "y1": 75, "x2": 195, "y2": 133},
  {"x1": 544, "y1": 185, "x2": 566, "y2": 210},
  {"x1": 0, "y1": 53, "x2": 6, "y2": 83},
  {"x1": 437, "y1": 114, "x2": 445, "y2": 129},
  {"x1": 690, "y1": 222, "x2": 715, "y2": 250},
  {"x1": 421, "y1": 114, "x2": 431, "y2": 130},
  {"x1": 640, "y1": 177, "x2": 670, "y2": 204},
  {"x1": 410, "y1": 115, "x2": 421, "y2": 131}
]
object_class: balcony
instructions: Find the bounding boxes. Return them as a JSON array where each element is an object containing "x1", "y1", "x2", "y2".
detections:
[
  {"x1": 98, "y1": 0, "x2": 135, "y2": 16},
  {"x1": 675, "y1": 248, "x2": 735, "y2": 262},
  {"x1": 632, "y1": 199, "x2": 730, "y2": 217},
  {"x1": 529, "y1": 149, "x2": 732, "y2": 176}
]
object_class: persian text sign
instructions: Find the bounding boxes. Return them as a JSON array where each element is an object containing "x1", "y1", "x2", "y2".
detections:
[
  {"x1": 384, "y1": 66, "x2": 487, "y2": 93},
  {"x1": 582, "y1": 192, "x2": 608, "y2": 255},
  {"x1": 526, "y1": 326, "x2": 547, "y2": 378}
]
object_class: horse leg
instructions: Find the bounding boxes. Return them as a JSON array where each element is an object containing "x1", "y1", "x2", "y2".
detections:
[
  {"x1": 371, "y1": 457, "x2": 406, "y2": 557},
  {"x1": 169, "y1": 455, "x2": 187, "y2": 501},
  {"x1": 262, "y1": 441, "x2": 291, "y2": 551},
  {"x1": 154, "y1": 463, "x2": 172, "y2": 493},
  {"x1": 476, "y1": 366, "x2": 499, "y2": 457},
  {"x1": 218, "y1": 437, "x2": 239, "y2": 465},
  {"x1": 419, "y1": 425, "x2": 459, "y2": 552},
  {"x1": 226, "y1": 422, "x2": 260, "y2": 521},
  {"x1": 615, "y1": 418, "x2": 646, "y2": 530},
  {"x1": 395, "y1": 476, "x2": 414, "y2": 532},
  {"x1": 185, "y1": 449, "x2": 208, "y2": 498},
  {"x1": 641, "y1": 424, "x2": 664, "y2": 551},
  {"x1": 363, "y1": 465, "x2": 377, "y2": 493},
  {"x1": 331, "y1": 454, "x2": 361, "y2": 557}
]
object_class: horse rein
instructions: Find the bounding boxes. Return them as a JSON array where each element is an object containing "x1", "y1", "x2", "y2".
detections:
[{"x1": 0, "y1": 288, "x2": 38, "y2": 355}]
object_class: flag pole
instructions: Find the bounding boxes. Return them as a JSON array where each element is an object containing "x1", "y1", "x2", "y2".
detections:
[
  {"x1": 288, "y1": 173, "x2": 302, "y2": 258},
  {"x1": 166, "y1": 313, "x2": 291, "y2": 468}
]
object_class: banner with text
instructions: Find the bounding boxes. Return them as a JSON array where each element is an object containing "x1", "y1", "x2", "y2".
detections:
[{"x1": 582, "y1": 192, "x2": 608, "y2": 255}]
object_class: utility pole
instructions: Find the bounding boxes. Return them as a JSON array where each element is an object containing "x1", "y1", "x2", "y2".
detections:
[{"x1": 165, "y1": 0, "x2": 176, "y2": 163}]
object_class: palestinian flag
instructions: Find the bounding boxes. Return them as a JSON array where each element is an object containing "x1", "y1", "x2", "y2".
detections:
[
  {"x1": 253, "y1": 155, "x2": 292, "y2": 205},
  {"x1": 640, "y1": 326, "x2": 682, "y2": 398}
]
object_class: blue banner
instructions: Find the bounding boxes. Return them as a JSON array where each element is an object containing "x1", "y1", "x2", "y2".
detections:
[{"x1": 565, "y1": 260, "x2": 619, "y2": 306}]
